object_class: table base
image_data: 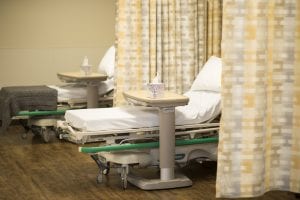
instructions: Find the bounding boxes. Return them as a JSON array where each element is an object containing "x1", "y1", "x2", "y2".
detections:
[{"x1": 127, "y1": 173, "x2": 192, "y2": 190}]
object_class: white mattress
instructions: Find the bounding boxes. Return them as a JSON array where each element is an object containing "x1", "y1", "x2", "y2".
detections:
[
  {"x1": 48, "y1": 78, "x2": 114, "y2": 102},
  {"x1": 65, "y1": 91, "x2": 221, "y2": 131}
]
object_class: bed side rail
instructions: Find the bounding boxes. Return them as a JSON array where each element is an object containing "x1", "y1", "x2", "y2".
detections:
[{"x1": 79, "y1": 136, "x2": 219, "y2": 154}]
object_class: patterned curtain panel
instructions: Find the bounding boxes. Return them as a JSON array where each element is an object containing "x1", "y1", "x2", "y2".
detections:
[
  {"x1": 217, "y1": 0, "x2": 300, "y2": 198},
  {"x1": 114, "y1": 0, "x2": 222, "y2": 105}
]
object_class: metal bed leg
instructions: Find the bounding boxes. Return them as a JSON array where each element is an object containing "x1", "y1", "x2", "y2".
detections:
[
  {"x1": 90, "y1": 154, "x2": 110, "y2": 184},
  {"x1": 120, "y1": 165, "x2": 129, "y2": 189},
  {"x1": 19, "y1": 119, "x2": 30, "y2": 139}
]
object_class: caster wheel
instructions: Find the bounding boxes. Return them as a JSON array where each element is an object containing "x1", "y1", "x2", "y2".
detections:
[
  {"x1": 21, "y1": 132, "x2": 28, "y2": 139},
  {"x1": 96, "y1": 173, "x2": 103, "y2": 184},
  {"x1": 41, "y1": 127, "x2": 52, "y2": 143},
  {"x1": 122, "y1": 178, "x2": 127, "y2": 190},
  {"x1": 102, "y1": 168, "x2": 110, "y2": 175},
  {"x1": 103, "y1": 162, "x2": 110, "y2": 175},
  {"x1": 121, "y1": 167, "x2": 127, "y2": 189}
]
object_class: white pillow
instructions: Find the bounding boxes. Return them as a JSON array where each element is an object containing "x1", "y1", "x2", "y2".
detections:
[
  {"x1": 190, "y1": 56, "x2": 222, "y2": 92},
  {"x1": 98, "y1": 46, "x2": 115, "y2": 78}
]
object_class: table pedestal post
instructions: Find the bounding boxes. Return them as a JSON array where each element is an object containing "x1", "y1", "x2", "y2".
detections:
[
  {"x1": 127, "y1": 106, "x2": 192, "y2": 190},
  {"x1": 87, "y1": 84, "x2": 99, "y2": 108},
  {"x1": 159, "y1": 107, "x2": 175, "y2": 180}
]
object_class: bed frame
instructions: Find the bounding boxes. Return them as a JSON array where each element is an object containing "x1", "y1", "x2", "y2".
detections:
[
  {"x1": 57, "y1": 114, "x2": 220, "y2": 144},
  {"x1": 76, "y1": 121, "x2": 220, "y2": 189}
]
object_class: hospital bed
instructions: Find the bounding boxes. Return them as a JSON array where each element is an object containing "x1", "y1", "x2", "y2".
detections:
[
  {"x1": 58, "y1": 90, "x2": 221, "y2": 144},
  {"x1": 57, "y1": 56, "x2": 222, "y2": 189},
  {"x1": 61, "y1": 90, "x2": 221, "y2": 189},
  {"x1": 0, "y1": 46, "x2": 115, "y2": 142},
  {"x1": 49, "y1": 45, "x2": 115, "y2": 109}
]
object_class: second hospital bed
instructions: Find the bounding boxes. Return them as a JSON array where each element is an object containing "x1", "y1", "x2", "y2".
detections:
[
  {"x1": 48, "y1": 45, "x2": 115, "y2": 109},
  {"x1": 0, "y1": 46, "x2": 115, "y2": 142}
]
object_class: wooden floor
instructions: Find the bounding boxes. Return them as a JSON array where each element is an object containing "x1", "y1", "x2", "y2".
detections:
[{"x1": 0, "y1": 123, "x2": 298, "y2": 200}]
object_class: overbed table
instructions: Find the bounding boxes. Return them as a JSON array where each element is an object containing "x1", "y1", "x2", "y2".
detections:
[
  {"x1": 123, "y1": 90, "x2": 192, "y2": 190},
  {"x1": 57, "y1": 72, "x2": 107, "y2": 108}
]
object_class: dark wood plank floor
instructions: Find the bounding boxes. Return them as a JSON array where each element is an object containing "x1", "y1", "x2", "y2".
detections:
[{"x1": 0, "y1": 123, "x2": 298, "y2": 200}]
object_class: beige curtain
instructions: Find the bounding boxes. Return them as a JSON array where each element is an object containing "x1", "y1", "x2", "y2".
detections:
[
  {"x1": 217, "y1": 0, "x2": 300, "y2": 198},
  {"x1": 114, "y1": 0, "x2": 222, "y2": 105}
]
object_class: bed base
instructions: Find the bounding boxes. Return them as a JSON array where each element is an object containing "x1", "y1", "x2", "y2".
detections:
[
  {"x1": 58, "y1": 114, "x2": 220, "y2": 189},
  {"x1": 81, "y1": 137, "x2": 218, "y2": 189},
  {"x1": 14, "y1": 109, "x2": 66, "y2": 142}
]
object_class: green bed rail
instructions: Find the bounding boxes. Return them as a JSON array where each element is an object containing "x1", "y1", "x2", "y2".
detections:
[
  {"x1": 79, "y1": 137, "x2": 219, "y2": 154},
  {"x1": 17, "y1": 109, "x2": 66, "y2": 116}
]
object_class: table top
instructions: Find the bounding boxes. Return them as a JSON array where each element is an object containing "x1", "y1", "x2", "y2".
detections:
[
  {"x1": 57, "y1": 71, "x2": 107, "y2": 83},
  {"x1": 123, "y1": 90, "x2": 189, "y2": 107}
]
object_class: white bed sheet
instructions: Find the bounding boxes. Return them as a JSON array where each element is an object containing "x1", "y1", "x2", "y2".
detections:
[
  {"x1": 64, "y1": 91, "x2": 221, "y2": 132},
  {"x1": 48, "y1": 78, "x2": 114, "y2": 102}
]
